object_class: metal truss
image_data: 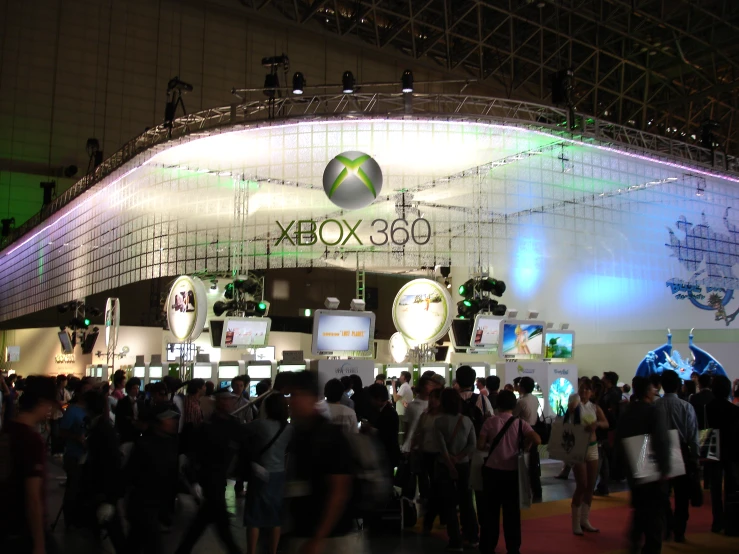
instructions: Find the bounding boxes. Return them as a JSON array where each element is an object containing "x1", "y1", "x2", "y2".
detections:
[
  {"x1": 2, "y1": 92, "x2": 736, "y2": 251},
  {"x1": 234, "y1": 0, "x2": 739, "y2": 155}
]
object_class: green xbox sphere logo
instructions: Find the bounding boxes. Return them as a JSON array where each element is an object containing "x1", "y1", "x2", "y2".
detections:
[{"x1": 323, "y1": 151, "x2": 383, "y2": 210}]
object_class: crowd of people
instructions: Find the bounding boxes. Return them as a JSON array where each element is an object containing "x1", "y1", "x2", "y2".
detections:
[{"x1": 0, "y1": 367, "x2": 737, "y2": 554}]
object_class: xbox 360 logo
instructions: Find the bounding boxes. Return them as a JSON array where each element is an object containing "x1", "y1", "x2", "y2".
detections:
[{"x1": 323, "y1": 151, "x2": 383, "y2": 210}]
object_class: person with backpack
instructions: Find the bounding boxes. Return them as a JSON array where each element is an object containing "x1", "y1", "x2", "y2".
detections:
[
  {"x1": 477, "y1": 390, "x2": 541, "y2": 554},
  {"x1": 435, "y1": 388, "x2": 479, "y2": 551}
]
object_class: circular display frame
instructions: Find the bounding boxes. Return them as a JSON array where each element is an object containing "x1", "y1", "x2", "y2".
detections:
[
  {"x1": 166, "y1": 275, "x2": 208, "y2": 342},
  {"x1": 392, "y1": 278, "x2": 453, "y2": 345}
]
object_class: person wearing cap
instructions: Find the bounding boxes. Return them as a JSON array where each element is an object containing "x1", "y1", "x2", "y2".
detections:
[
  {"x1": 174, "y1": 388, "x2": 244, "y2": 554},
  {"x1": 124, "y1": 403, "x2": 180, "y2": 553}
]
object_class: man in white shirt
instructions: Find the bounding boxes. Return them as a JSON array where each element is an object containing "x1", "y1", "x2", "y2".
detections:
[
  {"x1": 512, "y1": 376, "x2": 542, "y2": 500},
  {"x1": 393, "y1": 371, "x2": 414, "y2": 443},
  {"x1": 401, "y1": 375, "x2": 440, "y2": 453}
]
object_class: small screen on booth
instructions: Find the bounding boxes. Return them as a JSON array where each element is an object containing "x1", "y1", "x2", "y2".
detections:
[
  {"x1": 499, "y1": 322, "x2": 545, "y2": 356},
  {"x1": 222, "y1": 318, "x2": 270, "y2": 348},
  {"x1": 471, "y1": 315, "x2": 502, "y2": 348},
  {"x1": 545, "y1": 332, "x2": 574, "y2": 359},
  {"x1": 312, "y1": 311, "x2": 374, "y2": 354}
]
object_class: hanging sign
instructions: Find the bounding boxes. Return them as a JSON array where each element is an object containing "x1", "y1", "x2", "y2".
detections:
[
  {"x1": 392, "y1": 278, "x2": 453, "y2": 345},
  {"x1": 105, "y1": 298, "x2": 120, "y2": 349},
  {"x1": 166, "y1": 276, "x2": 208, "y2": 341}
]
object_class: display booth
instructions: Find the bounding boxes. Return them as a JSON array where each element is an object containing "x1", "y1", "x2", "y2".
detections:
[
  {"x1": 277, "y1": 361, "x2": 307, "y2": 372},
  {"x1": 384, "y1": 363, "x2": 414, "y2": 380},
  {"x1": 192, "y1": 353, "x2": 215, "y2": 380},
  {"x1": 133, "y1": 355, "x2": 146, "y2": 385},
  {"x1": 420, "y1": 362, "x2": 451, "y2": 384},
  {"x1": 217, "y1": 361, "x2": 240, "y2": 390},
  {"x1": 497, "y1": 361, "x2": 577, "y2": 418},
  {"x1": 245, "y1": 360, "x2": 274, "y2": 397},
  {"x1": 311, "y1": 359, "x2": 376, "y2": 396},
  {"x1": 148, "y1": 355, "x2": 163, "y2": 384},
  {"x1": 454, "y1": 362, "x2": 491, "y2": 382}
]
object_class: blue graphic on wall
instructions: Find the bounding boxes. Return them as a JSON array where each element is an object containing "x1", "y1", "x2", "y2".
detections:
[
  {"x1": 635, "y1": 330, "x2": 727, "y2": 380},
  {"x1": 665, "y1": 208, "x2": 739, "y2": 326}
]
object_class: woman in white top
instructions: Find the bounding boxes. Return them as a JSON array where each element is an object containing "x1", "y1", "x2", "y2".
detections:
[
  {"x1": 566, "y1": 378, "x2": 609, "y2": 535},
  {"x1": 323, "y1": 378, "x2": 358, "y2": 434}
]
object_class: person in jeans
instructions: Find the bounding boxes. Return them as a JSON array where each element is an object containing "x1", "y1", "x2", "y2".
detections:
[
  {"x1": 477, "y1": 390, "x2": 540, "y2": 554},
  {"x1": 512, "y1": 376, "x2": 542, "y2": 500},
  {"x1": 435, "y1": 388, "x2": 478, "y2": 551},
  {"x1": 243, "y1": 393, "x2": 293, "y2": 554}
]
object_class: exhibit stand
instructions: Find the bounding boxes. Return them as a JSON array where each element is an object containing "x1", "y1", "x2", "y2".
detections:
[
  {"x1": 420, "y1": 362, "x2": 452, "y2": 384},
  {"x1": 244, "y1": 360, "x2": 274, "y2": 397},
  {"x1": 497, "y1": 361, "x2": 577, "y2": 418},
  {"x1": 217, "y1": 361, "x2": 240, "y2": 390},
  {"x1": 384, "y1": 363, "x2": 414, "y2": 380},
  {"x1": 132, "y1": 355, "x2": 146, "y2": 384},
  {"x1": 148, "y1": 355, "x2": 163, "y2": 384},
  {"x1": 454, "y1": 362, "x2": 491, "y2": 382},
  {"x1": 311, "y1": 359, "x2": 376, "y2": 395}
]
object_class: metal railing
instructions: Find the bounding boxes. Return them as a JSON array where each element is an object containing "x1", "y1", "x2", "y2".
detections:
[{"x1": 2, "y1": 93, "x2": 735, "y2": 252}]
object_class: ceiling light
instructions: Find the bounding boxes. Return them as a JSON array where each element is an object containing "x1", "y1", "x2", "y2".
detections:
[
  {"x1": 401, "y1": 69, "x2": 413, "y2": 93},
  {"x1": 350, "y1": 299, "x2": 366, "y2": 311},
  {"x1": 325, "y1": 297, "x2": 340, "y2": 310},
  {"x1": 292, "y1": 72, "x2": 305, "y2": 95},
  {"x1": 342, "y1": 71, "x2": 355, "y2": 94}
]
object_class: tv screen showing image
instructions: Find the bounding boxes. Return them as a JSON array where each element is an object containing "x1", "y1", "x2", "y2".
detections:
[
  {"x1": 311, "y1": 310, "x2": 375, "y2": 355},
  {"x1": 58, "y1": 332, "x2": 73, "y2": 354},
  {"x1": 545, "y1": 332, "x2": 575, "y2": 359},
  {"x1": 449, "y1": 318, "x2": 473, "y2": 350},
  {"x1": 209, "y1": 320, "x2": 225, "y2": 348},
  {"x1": 222, "y1": 317, "x2": 270, "y2": 348},
  {"x1": 499, "y1": 321, "x2": 545, "y2": 356},
  {"x1": 471, "y1": 315, "x2": 503, "y2": 348}
]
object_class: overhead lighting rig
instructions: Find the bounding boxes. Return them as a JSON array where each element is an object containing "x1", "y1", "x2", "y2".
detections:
[
  {"x1": 457, "y1": 275, "x2": 507, "y2": 319},
  {"x1": 213, "y1": 273, "x2": 269, "y2": 317},
  {"x1": 57, "y1": 300, "x2": 101, "y2": 348}
]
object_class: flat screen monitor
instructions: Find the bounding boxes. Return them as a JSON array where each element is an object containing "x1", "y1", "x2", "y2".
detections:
[
  {"x1": 95, "y1": 366, "x2": 103, "y2": 378},
  {"x1": 5, "y1": 346, "x2": 20, "y2": 362},
  {"x1": 222, "y1": 317, "x2": 271, "y2": 348},
  {"x1": 58, "y1": 331, "x2": 73, "y2": 354},
  {"x1": 279, "y1": 364, "x2": 306, "y2": 372},
  {"x1": 209, "y1": 320, "x2": 225, "y2": 348},
  {"x1": 133, "y1": 367, "x2": 146, "y2": 379},
  {"x1": 385, "y1": 365, "x2": 403, "y2": 379},
  {"x1": 467, "y1": 365, "x2": 487, "y2": 380},
  {"x1": 311, "y1": 310, "x2": 376, "y2": 356},
  {"x1": 254, "y1": 346, "x2": 275, "y2": 361},
  {"x1": 149, "y1": 379, "x2": 161, "y2": 385},
  {"x1": 544, "y1": 331, "x2": 575, "y2": 359},
  {"x1": 435, "y1": 345, "x2": 449, "y2": 361},
  {"x1": 449, "y1": 318, "x2": 473, "y2": 350},
  {"x1": 219, "y1": 380, "x2": 232, "y2": 391},
  {"x1": 148, "y1": 366, "x2": 163, "y2": 379},
  {"x1": 498, "y1": 320, "x2": 545, "y2": 357},
  {"x1": 193, "y1": 364, "x2": 212, "y2": 379},
  {"x1": 217, "y1": 365, "x2": 239, "y2": 379},
  {"x1": 471, "y1": 315, "x2": 503, "y2": 349},
  {"x1": 81, "y1": 331, "x2": 99, "y2": 354},
  {"x1": 167, "y1": 343, "x2": 194, "y2": 362},
  {"x1": 246, "y1": 364, "x2": 272, "y2": 379}
]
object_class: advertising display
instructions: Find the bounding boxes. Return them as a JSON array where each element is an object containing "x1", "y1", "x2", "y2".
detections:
[
  {"x1": 4, "y1": 346, "x2": 20, "y2": 363},
  {"x1": 449, "y1": 318, "x2": 473, "y2": 351},
  {"x1": 392, "y1": 278, "x2": 453, "y2": 345},
  {"x1": 311, "y1": 309, "x2": 375, "y2": 356},
  {"x1": 471, "y1": 314, "x2": 503, "y2": 349},
  {"x1": 499, "y1": 320, "x2": 545, "y2": 356},
  {"x1": 58, "y1": 331, "x2": 73, "y2": 354},
  {"x1": 545, "y1": 331, "x2": 575, "y2": 359},
  {"x1": 221, "y1": 317, "x2": 271, "y2": 348},
  {"x1": 314, "y1": 359, "x2": 375, "y2": 395},
  {"x1": 105, "y1": 297, "x2": 120, "y2": 350},
  {"x1": 209, "y1": 320, "x2": 224, "y2": 348},
  {"x1": 166, "y1": 275, "x2": 208, "y2": 341}
]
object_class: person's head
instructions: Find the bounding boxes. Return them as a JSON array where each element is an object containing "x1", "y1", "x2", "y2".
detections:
[
  {"x1": 273, "y1": 371, "x2": 293, "y2": 394},
  {"x1": 264, "y1": 392, "x2": 288, "y2": 423},
  {"x1": 163, "y1": 376, "x2": 183, "y2": 395},
  {"x1": 83, "y1": 390, "x2": 108, "y2": 420},
  {"x1": 6, "y1": 374, "x2": 17, "y2": 386},
  {"x1": 649, "y1": 374, "x2": 662, "y2": 392},
  {"x1": 712, "y1": 375, "x2": 732, "y2": 400},
  {"x1": 125, "y1": 377, "x2": 141, "y2": 398},
  {"x1": 622, "y1": 383, "x2": 631, "y2": 394},
  {"x1": 113, "y1": 373, "x2": 126, "y2": 390},
  {"x1": 415, "y1": 376, "x2": 433, "y2": 398},
  {"x1": 17, "y1": 376, "x2": 56, "y2": 422},
  {"x1": 186, "y1": 378, "x2": 205, "y2": 398},
  {"x1": 340, "y1": 376, "x2": 353, "y2": 392},
  {"x1": 691, "y1": 371, "x2": 700, "y2": 384},
  {"x1": 698, "y1": 373, "x2": 712, "y2": 390},
  {"x1": 290, "y1": 371, "x2": 320, "y2": 419},
  {"x1": 231, "y1": 376, "x2": 247, "y2": 397},
  {"x1": 368, "y1": 383, "x2": 389, "y2": 410},
  {"x1": 400, "y1": 371, "x2": 412, "y2": 385},
  {"x1": 255, "y1": 378, "x2": 272, "y2": 397},
  {"x1": 661, "y1": 370, "x2": 681, "y2": 394},
  {"x1": 428, "y1": 388, "x2": 442, "y2": 412},
  {"x1": 513, "y1": 377, "x2": 522, "y2": 391},
  {"x1": 205, "y1": 381, "x2": 215, "y2": 396},
  {"x1": 349, "y1": 374, "x2": 363, "y2": 392},
  {"x1": 603, "y1": 372, "x2": 619, "y2": 388},
  {"x1": 632, "y1": 376, "x2": 656, "y2": 403},
  {"x1": 324, "y1": 378, "x2": 345, "y2": 404},
  {"x1": 56, "y1": 374, "x2": 68, "y2": 388},
  {"x1": 440, "y1": 388, "x2": 462, "y2": 415},
  {"x1": 213, "y1": 389, "x2": 237, "y2": 413},
  {"x1": 455, "y1": 366, "x2": 476, "y2": 391},
  {"x1": 485, "y1": 375, "x2": 500, "y2": 393},
  {"x1": 75, "y1": 376, "x2": 94, "y2": 397},
  {"x1": 578, "y1": 378, "x2": 593, "y2": 403},
  {"x1": 149, "y1": 404, "x2": 180, "y2": 435},
  {"x1": 519, "y1": 376, "x2": 535, "y2": 395},
  {"x1": 496, "y1": 390, "x2": 517, "y2": 413},
  {"x1": 503, "y1": 384, "x2": 514, "y2": 392},
  {"x1": 151, "y1": 382, "x2": 170, "y2": 404},
  {"x1": 421, "y1": 370, "x2": 437, "y2": 381},
  {"x1": 682, "y1": 380, "x2": 696, "y2": 398},
  {"x1": 476, "y1": 377, "x2": 486, "y2": 392},
  {"x1": 375, "y1": 373, "x2": 386, "y2": 385}
]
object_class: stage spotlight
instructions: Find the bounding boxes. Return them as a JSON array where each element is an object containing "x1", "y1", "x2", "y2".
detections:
[
  {"x1": 491, "y1": 304, "x2": 507, "y2": 316},
  {"x1": 457, "y1": 298, "x2": 481, "y2": 319},
  {"x1": 342, "y1": 71, "x2": 355, "y2": 94},
  {"x1": 224, "y1": 282, "x2": 235, "y2": 300},
  {"x1": 324, "y1": 297, "x2": 340, "y2": 310},
  {"x1": 256, "y1": 300, "x2": 270, "y2": 316},
  {"x1": 439, "y1": 266, "x2": 451, "y2": 278},
  {"x1": 292, "y1": 72, "x2": 305, "y2": 95},
  {"x1": 40, "y1": 181, "x2": 56, "y2": 206},
  {"x1": 401, "y1": 70, "x2": 414, "y2": 93},
  {"x1": 234, "y1": 277, "x2": 260, "y2": 295},
  {"x1": 57, "y1": 303, "x2": 70, "y2": 314},
  {"x1": 458, "y1": 279, "x2": 475, "y2": 298},
  {"x1": 213, "y1": 300, "x2": 236, "y2": 317},
  {"x1": 1, "y1": 218, "x2": 15, "y2": 237},
  {"x1": 444, "y1": 278, "x2": 451, "y2": 289},
  {"x1": 210, "y1": 279, "x2": 218, "y2": 290},
  {"x1": 480, "y1": 277, "x2": 506, "y2": 296},
  {"x1": 167, "y1": 76, "x2": 194, "y2": 93},
  {"x1": 88, "y1": 307, "x2": 101, "y2": 317},
  {"x1": 350, "y1": 299, "x2": 366, "y2": 311},
  {"x1": 263, "y1": 73, "x2": 279, "y2": 97}
]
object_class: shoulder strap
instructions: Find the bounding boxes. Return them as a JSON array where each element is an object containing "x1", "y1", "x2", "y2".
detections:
[
  {"x1": 450, "y1": 415, "x2": 464, "y2": 444},
  {"x1": 518, "y1": 418, "x2": 525, "y2": 452},
  {"x1": 258, "y1": 422, "x2": 287, "y2": 456},
  {"x1": 487, "y1": 416, "x2": 517, "y2": 458}
]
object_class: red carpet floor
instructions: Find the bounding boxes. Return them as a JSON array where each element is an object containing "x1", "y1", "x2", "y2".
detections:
[{"x1": 422, "y1": 491, "x2": 739, "y2": 553}]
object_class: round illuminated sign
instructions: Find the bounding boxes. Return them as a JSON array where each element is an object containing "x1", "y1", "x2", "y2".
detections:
[
  {"x1": 389, "y1": 332, "x2": 409, "y2": 363},
  {"x1": 323, "y1": 151, "x2": 383, "y2": 210},
  {"x1": 166, "y1": 276, "x2": 208, "y2": 341},
  {"x1": 392, "y1": 278, "x2": 453, "y2": 345}
]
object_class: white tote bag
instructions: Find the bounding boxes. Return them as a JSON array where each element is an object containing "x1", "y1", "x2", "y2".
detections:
[
  {"x1": 622, "y1": 429, "x2": 686, "y2": 485},
  {"x1": 547, "y1": 419, "x2": 591, "y2": 465}
]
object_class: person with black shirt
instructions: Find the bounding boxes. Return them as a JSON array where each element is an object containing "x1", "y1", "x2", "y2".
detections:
[
  {"x1": 485, "y1": 375, "x2": 501, "y2": 414},
  {"x1": 595, "y1": 371, "x2": 622, "y2": 495},
  {"x1": 114, "y1": 377, "x2": 142, "y2": 445},
  {"x1": 705, "y1": 375, "x2": 739, "y2": 535},
  {"x1": 690, "y1": 373, "x2": 715, "y2": 430},
  {"x1": 349, "y1": 374, "x2": 371, "y2": 422},
  {"x1": 616, "y1": 377, "x2": 671, "y2": 554},
  {"x1": 0, "y1": 376, "x2": 57, "y2": 554},
  {"x1": 286, "y1": 371, "x2": 358, "y2": 554},
  {"x1": 368, "y1": 383, "x2": 400, "y2": 476}
]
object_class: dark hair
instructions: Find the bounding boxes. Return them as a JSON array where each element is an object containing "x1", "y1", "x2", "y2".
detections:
[
  {"x1": 264, "y1": 393, "x2": 288, "y2": 423},
  {"x1": 698, "y1": 373, "x2": 712, "y2": 389},
  {"x1": 519, "y1": 376, "x2": 535, "y2": 395},
  {"x1": 712, "y1": 376, "x2": 731, "y2": 400},
  {"x1": 579, "y1": 378, "x2": 593, "y2": 391},
  {"x1": 186, "y1": 378, "x2": 205, "y2": 396},
  {"x1": 661, "y1": 370, "x2": 681, "y2": 394},
  {"x1": 114, "y1": 374, "x2": 126, "y2": 387},
  {"x1": 240, "y1": 374, "x2": 252, "y2": 384},
  {"x1": 163, "y1": 376, "x2": 183, "y2": 394},
  {"x1": 428, "y1": 388, "x2": 442, "y2": 402},
  {"x1": 205, "y1": 381, "x2": 215, "y2": 395},
  {"x1": 455, "y1": 366, "x2": 475, "y2": 389},
  {"x1": 325, "y1": 378, "x2": 345, "y2": 403},
  {"x1": 631, "y1": 377, "x2": 650, "y2": 400},
  {"x1": 622, "y1": 384, "x2": 631, "y2": 393},
  {"x1": 255, "y1": 378, "x2": 272, "y2": 397},
  {"x1": 291, "y1": 371, "x2": 319, "y2": 396},
  {"x1": 340, "y1": 376, "x2": 353, "y2": 391},
  {"x1": 376, "y1": 373, "x2": 386, "y2": 382},
  {"x1": 682, "y1": 380, "x2": 696, "y2": 398},
  {"x1": 151, "y1": 382, "x2": 169, "y2": 397},
  {"x1": 649, "y1": 374, "x2": 661, "y2": 390},
  {"x1": 17, "y1": 376, "x2": 56, "y2": 411},
  {"x1": 368, "y1": 383, "x2": 389, "y2": 402},
  {"x1": 486, "y1": 375, "x2": 501, "y2": 392},
  {"x1": 56, "y1": 374, "x2": 68, "y2": 385},
  {"x1": 113, "y1": 369, "x2": 126, "y2": 380},
  {"x1": 604, "y1": 372, "x2": 619, "y2": 386},
  {"x1": 232, "y1": 376, "x2": 247, "y2": 388},
  {"x1": 273, "y1": 372, "x2": 293, "y2": 393},
  {"x1": 349, "y1": 374, "x2": 363, "y2": 391},
  {"x1": 513, "y1": 377, "x2": 522, "y2": 386},
  {"x1": 496, "y1": 390, "x2": 517, "y2": 412},
  {"x1": 84, "y1": 390, "x2": 107, "y2": 418},
  {"x1": 440, "y1": 388, "x2": 462, "y2": 415},
  {"x1": 400, "y1": 371, "x2": 412, "y2": 384},
  {"x1": 125, "y1": 377, "x2": 141, "y2": 393},
  {"x1": 421, "y1": 370, "x2": 437, "y2": 380}
]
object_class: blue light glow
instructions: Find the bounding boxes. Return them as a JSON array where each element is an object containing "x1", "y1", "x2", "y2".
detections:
[{"x1": 512, "y1": 236, "x2": 542, "y2": 296}]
